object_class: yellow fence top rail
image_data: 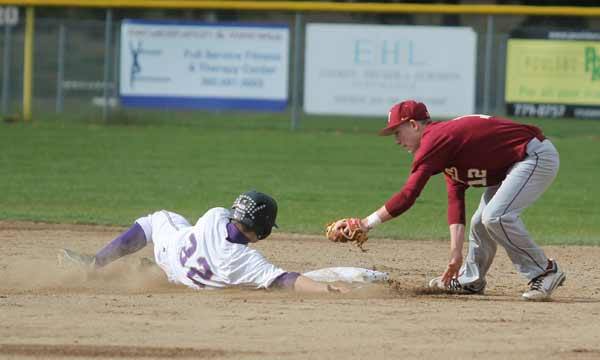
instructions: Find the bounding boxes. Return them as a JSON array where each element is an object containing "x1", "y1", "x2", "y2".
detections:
[{"x1": 1, "y1": 0, "x2": 600, "y2": 17}]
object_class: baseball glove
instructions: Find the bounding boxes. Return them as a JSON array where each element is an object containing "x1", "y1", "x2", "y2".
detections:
[{"x1": 325, "y1": 218, "x2": 369, "y2": 251}]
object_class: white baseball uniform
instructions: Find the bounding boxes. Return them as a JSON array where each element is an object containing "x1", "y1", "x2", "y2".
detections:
[{"x1": 135, "y1": 208, "x2": 286, "y2": 289}]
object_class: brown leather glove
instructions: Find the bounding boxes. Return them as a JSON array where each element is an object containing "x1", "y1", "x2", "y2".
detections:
[{"x1": 325, "y1": 218, "x2": 368, "y2": 251}]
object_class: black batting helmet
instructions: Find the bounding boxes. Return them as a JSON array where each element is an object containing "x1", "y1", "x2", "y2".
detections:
[{"x1": 230, "y1": 190, "x2": 278, "y2": 240}]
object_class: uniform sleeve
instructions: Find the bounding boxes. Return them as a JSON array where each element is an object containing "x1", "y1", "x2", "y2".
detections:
[
  {"x1": 384, "y1": 166, "x2": 433, "y2": 217},
  {"x1": 385, "y1": 132, "x2": 457, "y2": 218},
  {"x1": 223, "y1": 246, "x2": 286, "y2": 289},
  {"x1": 445, "y1": 175, "x2": 468, "y2": 225},
  {"x1": 270, "y1": 272, "x2": 301, "y2": 289}
]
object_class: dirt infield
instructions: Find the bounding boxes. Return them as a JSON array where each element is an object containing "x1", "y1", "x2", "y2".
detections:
[{"x1": 1, "y1": 221, "x2": 599, "y2": 360}]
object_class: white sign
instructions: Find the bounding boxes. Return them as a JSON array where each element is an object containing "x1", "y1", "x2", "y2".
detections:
[
  {"x1": 120, "y1": 20, "x2": 289, "y2": 110},
  {"x1": 0, "y1": 6, "x2": 19, "y2": 26},
  {"x1": 304, "y1": 23, "x2": 477, "y2": 117}
]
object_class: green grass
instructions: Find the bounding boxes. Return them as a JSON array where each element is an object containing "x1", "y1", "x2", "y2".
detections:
[{"x1": 1, "y1": 109, "x2": 599, "y2": 245}]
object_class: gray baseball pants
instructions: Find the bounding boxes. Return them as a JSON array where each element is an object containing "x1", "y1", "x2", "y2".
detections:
[{"x1": 458, "y1": 138, "x2": 559, "y2": 289}]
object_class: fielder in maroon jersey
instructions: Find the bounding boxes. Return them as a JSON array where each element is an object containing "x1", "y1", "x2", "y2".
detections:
[{"x1": 339, "y1": 99, "x2": 565, "y2": 301}]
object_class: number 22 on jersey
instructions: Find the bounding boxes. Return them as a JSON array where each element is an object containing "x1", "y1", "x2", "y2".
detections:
[{"x1": 179, "y1": 233, "x2": 213, "y2": 287}]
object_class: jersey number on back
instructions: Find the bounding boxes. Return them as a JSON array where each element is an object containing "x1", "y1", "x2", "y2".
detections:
[
  {"x1": 445, "y1": 167, "x2": 487, "y2": 186},
  {"x1": 180, "y1": 233, "x2": 214, "y2": 287}
]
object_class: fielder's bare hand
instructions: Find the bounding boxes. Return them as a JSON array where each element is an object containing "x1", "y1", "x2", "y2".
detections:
[{"x1": 441, "y1": 250, "x2": 463, "y2": 286}]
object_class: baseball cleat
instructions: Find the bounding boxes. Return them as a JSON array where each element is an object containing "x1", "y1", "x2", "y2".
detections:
[
  {"x1": 522, "y1": 260, "x2": 566, "y2": 301},
  {"x1": 428, "y1": 277, "x2": 485, "y2": 295},
  {"x1": 58, "y1": 248, "x2": 97, "y2": 269}
]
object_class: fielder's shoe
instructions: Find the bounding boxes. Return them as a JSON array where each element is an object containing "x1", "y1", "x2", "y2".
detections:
[
  {"x1": 58, "y1": 248, "x2": 97, "y2": 270},
  {"x1": 522, "y1": 260, "x2": 566, "y2": 301},
  {"x1": 428, "y1": 277, "x2": 486, "y2": 295}
]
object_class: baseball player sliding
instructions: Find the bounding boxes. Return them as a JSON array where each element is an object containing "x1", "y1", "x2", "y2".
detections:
[
  {"x1": 329, "y1": 100, "x2": 564, "y2": 301},
  {"x1": 60, "y1": 191, "x2": 349, "y2": 294}
]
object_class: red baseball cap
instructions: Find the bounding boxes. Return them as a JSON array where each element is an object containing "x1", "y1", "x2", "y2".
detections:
[{"x1": 378, "y1": 100, "x2": 430, "y2": 136}]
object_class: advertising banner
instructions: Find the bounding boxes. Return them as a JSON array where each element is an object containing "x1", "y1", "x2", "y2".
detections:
[
  {"x1": 0, "y1": 6, "x2": 18, "y2": 26},
  {"x1": 120, "y1": 20, "x2": 289, "y2": 110},
  {"x1": 505, "y1": 30, "x2": 600, "y2": 118},
  {"x1": 304, "y1": 23, "x2": 477, "y2": 118}
]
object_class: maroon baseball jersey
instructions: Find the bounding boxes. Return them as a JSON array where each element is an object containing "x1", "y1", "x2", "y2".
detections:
[{"x1": 384, "y1": 115, "x2": 545, "y2": 225}]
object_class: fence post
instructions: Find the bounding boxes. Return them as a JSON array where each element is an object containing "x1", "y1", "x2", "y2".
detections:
[
  {"x1": 290, "y1": 12, "x2": 303, "y2": 131},
  {"x1": 1, "y1": 24, "x2": 12, "y2": 116},
  {"x1": 113, "y1": 21, "x2": 120, "y2": 105},
  {"x1": 496, "y1": 33, "x2": 508, "y2": 115},
  {"x1": 56, "y1": 23, "x2": 66, "y2": 113},
  {"x1": 103, "y1": 8, "x2": 113, "y2": 121},
  {"x1": 483, "y1": 14, "x2": 494, "y2": 115},
  {"x1": 23, "y1": 7, "x2": 34, "y2": 122}
]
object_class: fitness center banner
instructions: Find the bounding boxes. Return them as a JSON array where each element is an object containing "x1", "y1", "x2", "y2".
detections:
[
  {"x1": 119, "y1": 20, "x2": 289, "y2": 111},
  {"x1": 505, "y1": 29, "x2": 600, "y2": 119}
]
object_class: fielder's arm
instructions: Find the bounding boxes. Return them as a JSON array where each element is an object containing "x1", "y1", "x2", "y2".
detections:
[
  {"x1": 441, "y1": 223, "x2": 466, "y2": 285},
  {"x1": 360, "y1": 206, "x2": 393, "y2": 229}
]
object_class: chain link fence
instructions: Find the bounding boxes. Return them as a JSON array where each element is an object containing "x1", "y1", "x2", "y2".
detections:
[{"x1": 1, "y1": 7, "x2": 599, "y2": 123}]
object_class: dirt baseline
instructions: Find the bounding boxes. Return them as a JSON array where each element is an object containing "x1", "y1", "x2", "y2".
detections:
[{"x1": 1, "y1": 221, "x2": 599, "y2": 360}]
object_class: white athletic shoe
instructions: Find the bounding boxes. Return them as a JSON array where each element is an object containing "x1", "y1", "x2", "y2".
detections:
[
  {"x1": 522, "y1": 260, "x2": 566, "y2": 301},
  {"x1": 428, "y1": 277, "x2": 486, "y2": 295},
  {"x1": 57, "y1": 248, "x2": 96, "y2": 269}
]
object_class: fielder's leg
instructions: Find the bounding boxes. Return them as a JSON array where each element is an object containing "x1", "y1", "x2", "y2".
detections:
[
  {"x1": 480, "y1": 139, "x2": 564, "y2": 300},
  {"x1": 456, "y1": 186, "x2": 500, "y2": 292},
  {"x1": 430, "y1": 187, "x2": 498, "y2": 294}
]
